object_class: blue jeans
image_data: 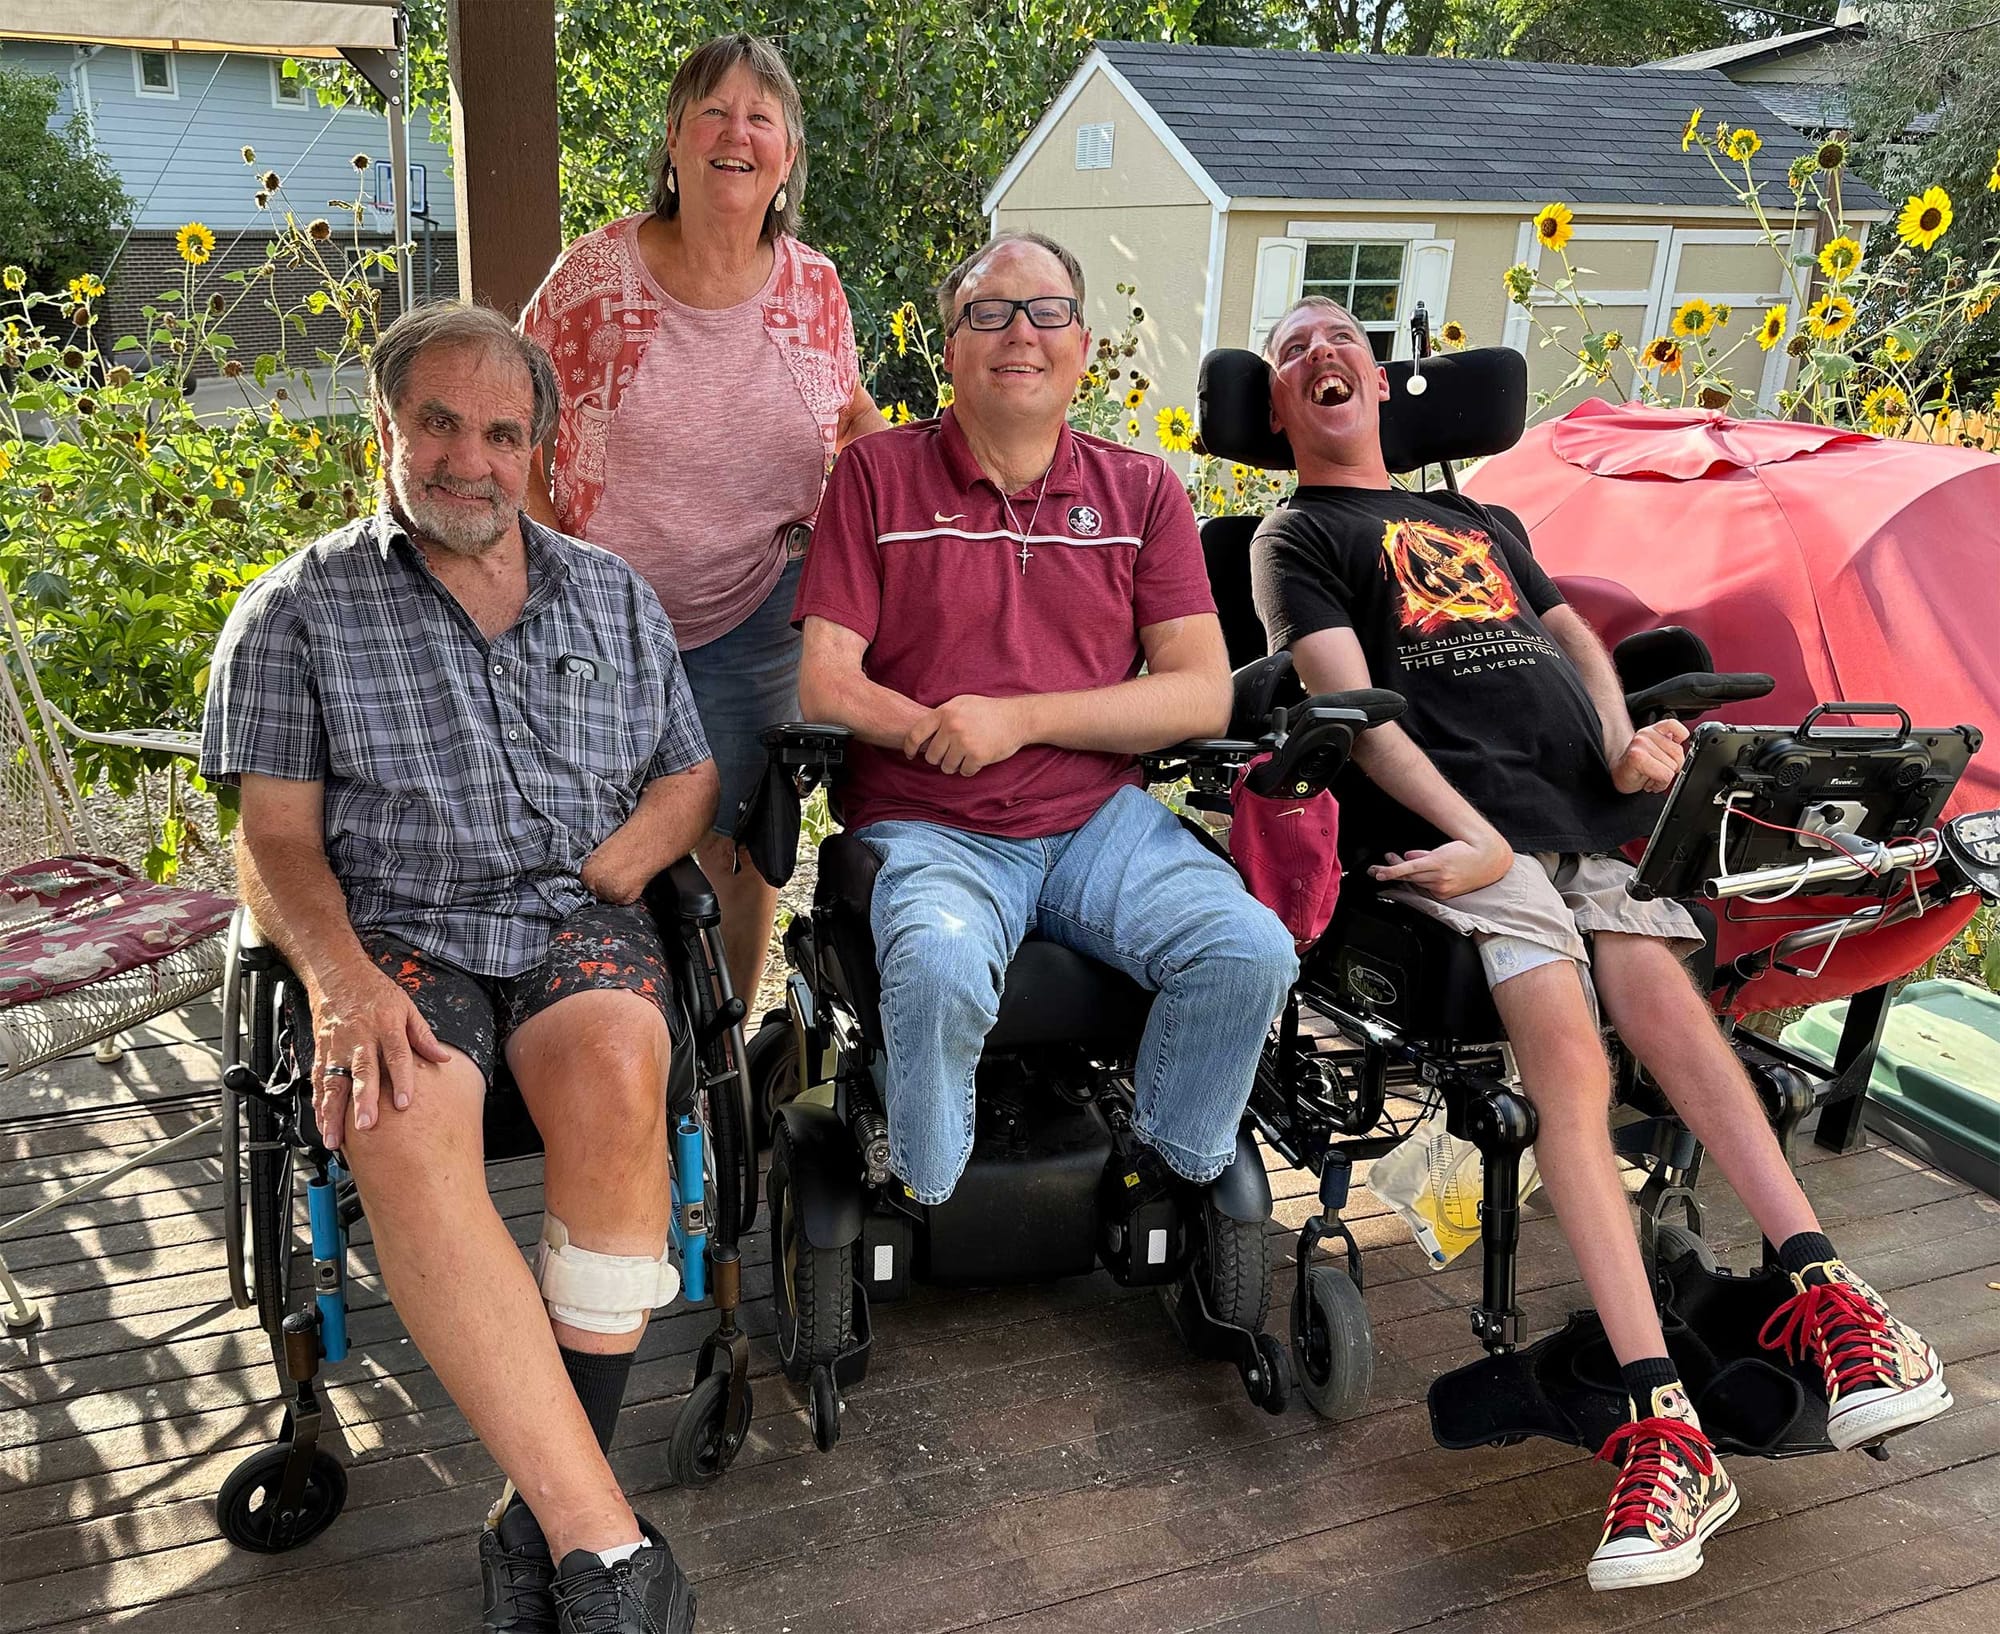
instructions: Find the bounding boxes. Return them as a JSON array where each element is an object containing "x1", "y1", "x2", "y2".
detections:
[
  {"x1": 855, "y1": 785, "x2": 1299, "y2": 1204},
  {"x1": 679, "y1": 556, "x2": 804, "y2": 835}
]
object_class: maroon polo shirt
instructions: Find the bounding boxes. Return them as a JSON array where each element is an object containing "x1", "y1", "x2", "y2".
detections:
[{"x1": 794, "y1": 408, "x2": 1215, "y2": 837}]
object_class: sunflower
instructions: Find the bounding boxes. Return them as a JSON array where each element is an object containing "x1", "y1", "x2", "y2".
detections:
[
  {"x1": 1124, "y1": 386, "x2": 1144, "y2": 409},
  {"x1": 889, "y1": 305, "x2": 908, "y2": 357},
  {"x1": 1204, "y1": 485, "x2": 1227, "y2": 512},
  {"x1": 1, "y1": 265, "x2": 22, "y2": 291},
  {"x1": 1880, "y1": 334, "x2": 1914, "y2": 365},
  {"x1": 176, "y1": 222, "x2": 216, "y2": 265},
  {"x1": 1725, "y1": 128, "x2": 1762, "y2": 163},
  {"x1": 1671, "y1": 298, "x2": 1715, "y2": 339},
  {"x1": 1818, "y1": 235, "x2": 1862, "y2": 281},
  {"x1": 1438, "y1": 319, "x2": 1467, "y2": 349},
  {"x1": 1756, "y1": 305, "x2": 1787, "y2": 351},
  {"x1": 1533, "y1": 202, "x2": 1574, "y2": 253},
  {"x1": 1861, "y1": 382, "x2": 1911, "y2": 431},
  {"x1": 67, "y1": 272, "x2": 104, "y2": 301},
  {"x1": 1807, "y1": 292, "x2": 1857, "y2": 339},
  {"x1": 1682, "y1": 106, "x2": 1704, "y2": 152},
  {"x1": 1896, "y1": 186, "x2": 1952, "y2": 252},
  {"x1": 1231, "y1": 463, "x2": 1250, "y2": 484},
  {"x1": 1503, "y1": 262, "x2": 1537, "y2": 305},
  {"x1": 1641, "y1": 336, "x2": 1684, "y2": 375},
  {"x1": 1156, "y1": 405, "x2": 1194, "y2": 453},
  {"x1": 1125, "y1": 417, "x2": 1140, "y2": 438},
  {"x1": 1816, "y1": 140, "x2": 1847, "y2": 171},
  {"x1": 1990, "y1": 147, "x2": 1999, "y2": 192}
]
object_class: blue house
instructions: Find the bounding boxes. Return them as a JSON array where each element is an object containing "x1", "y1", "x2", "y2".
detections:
[{"x1": 2, "y1": 38, "x2": 458, "y2": 371}]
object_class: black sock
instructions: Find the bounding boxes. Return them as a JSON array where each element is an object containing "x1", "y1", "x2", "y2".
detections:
[
  {"x1": 1621, "y1": 1355, "x2": 1682, "y2": 1417},
  {"x1": 560, "y1": 1344, "x2": 636, "y2": 1455},
  {"x1": 1777, "y1": 1231, "x2": 1838, "y2": 1280}
]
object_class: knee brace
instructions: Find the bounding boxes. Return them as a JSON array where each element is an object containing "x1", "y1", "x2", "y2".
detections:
[{"x1": 533, "y1": 1213, "x2": 680, "y2": 1336}]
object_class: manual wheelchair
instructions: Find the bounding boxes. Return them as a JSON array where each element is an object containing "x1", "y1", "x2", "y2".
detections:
[
  {"x1": 1193, "y1": 331, "x2": 2000, "y2": 1457},
  {"x1": 211, "y1": 857, "x2": 759, "y2": 1552}
]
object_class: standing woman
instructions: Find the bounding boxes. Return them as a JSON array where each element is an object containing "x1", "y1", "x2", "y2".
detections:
[{"x1": 522, "y1": 33, "x2": 885, "y2": 1005}]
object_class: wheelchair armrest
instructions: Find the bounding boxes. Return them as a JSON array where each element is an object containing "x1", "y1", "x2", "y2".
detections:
[
  {"x1": 1624, "y1": 670, "x2": 1775, "y2": 726},
  {"x1": 1142, "y1": 737, "x2": 1263, "y2": 796},
  {"x1": 761, "y1": 721, "x2": 852, "y2": 775},
  {"x1": 1230, "y1": 652, "x2": 1300, "y2": 738},
  {"x1": 643, "y1": 855, "x2": 720, "y2": 931},
  {"x1": 1292, "y1": 688, "x2": 1406, "y2": 730}
]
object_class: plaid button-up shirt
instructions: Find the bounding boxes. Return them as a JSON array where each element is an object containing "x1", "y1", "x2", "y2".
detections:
[{"x1": 200, "y1": 512, "x2": 711, "y2": 977}]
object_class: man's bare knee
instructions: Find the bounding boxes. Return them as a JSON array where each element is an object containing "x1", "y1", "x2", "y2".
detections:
[{"x1": 340, "y1": 1053, "x2": 487, "y2": 1193}]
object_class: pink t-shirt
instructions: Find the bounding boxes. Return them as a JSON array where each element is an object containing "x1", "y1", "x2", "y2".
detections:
[
  {"x1": 519, "y1": 218, "x2": 861, "y2": 647},
  {"x1": 588, "y1": 255, "x2": 825, "y2": 648},
  {"x1": 794, "y1": 410, "x2": 1216, "y2": 838}
]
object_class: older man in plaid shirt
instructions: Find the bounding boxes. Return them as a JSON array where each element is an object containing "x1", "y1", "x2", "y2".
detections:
[{"x1": 201, "y1": 304, "x2": 710, "y2": 1633}]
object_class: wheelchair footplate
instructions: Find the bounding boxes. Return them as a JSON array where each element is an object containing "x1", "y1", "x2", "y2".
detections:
[{"x1": 1428, "y1": 1252, "x2": 1837, "y2": 1460}]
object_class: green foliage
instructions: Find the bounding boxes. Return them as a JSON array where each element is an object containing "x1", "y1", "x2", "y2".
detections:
[
  {"x1": 1, "y1": 173, "x2": 390, "y2": 877},
  {"x1": 0, "y1": 63, "x2": 131, "y2": 297},
  {"x1": 1845, "y1": 0, "x2": 2000, "y2": 397}
]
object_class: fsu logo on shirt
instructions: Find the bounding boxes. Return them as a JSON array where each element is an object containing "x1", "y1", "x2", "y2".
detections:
[
  {"x1": 1068, "y1": 505, "x2": 1103, "y2": 537},
  {"x1": 1379, "y1": 518, "x2": 1519, "y2": 635}
]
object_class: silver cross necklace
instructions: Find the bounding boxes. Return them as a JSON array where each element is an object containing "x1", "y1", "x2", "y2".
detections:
[{"x1": 998, "y1": 463, "x2": 1054, "y2": 575}]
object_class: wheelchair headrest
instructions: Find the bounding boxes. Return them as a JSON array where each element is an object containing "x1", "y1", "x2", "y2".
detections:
[{"x1": 1197, "y1": 346, "x2": 1529, "y2": 475}]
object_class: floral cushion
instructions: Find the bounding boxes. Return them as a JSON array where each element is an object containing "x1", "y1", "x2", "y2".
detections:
[{"x1": 0, "y1": 854, "x2": 233, "y2": 1006}]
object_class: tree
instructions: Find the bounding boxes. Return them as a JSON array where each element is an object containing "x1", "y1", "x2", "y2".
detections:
[
  {"x1": 1845, "y1": 0, "x2": 2000, "y2": 392},
  {"x1": 0, "y1": 63, "x2": 130, "y2": 294}
]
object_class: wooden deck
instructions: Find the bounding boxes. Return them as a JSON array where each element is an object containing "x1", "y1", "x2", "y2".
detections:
[{"x1": 4, "y1": 1002, "x2": 1998, "y2": 1633}]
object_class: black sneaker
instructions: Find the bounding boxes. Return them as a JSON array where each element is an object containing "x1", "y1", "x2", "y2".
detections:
[
  {"x1": 479, "y1": 1502, "x2": 557, "y2": 1632},
  {"x1": 554, "y1": 1535, "x2": 696, "y2": 1634}
]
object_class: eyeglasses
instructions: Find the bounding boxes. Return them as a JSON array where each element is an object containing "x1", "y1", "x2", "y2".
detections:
[{"x1": 949, "y1": 296, "x2": 1080, "y2": 334}]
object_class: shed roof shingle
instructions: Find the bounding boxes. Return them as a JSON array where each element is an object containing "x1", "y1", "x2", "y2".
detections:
[{"x1": 1094, "y1": 42, "x2": 1890, "y2": 214}]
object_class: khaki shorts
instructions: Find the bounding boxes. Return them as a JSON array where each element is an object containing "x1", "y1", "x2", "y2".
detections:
[{"x1": 1384, "y1": 852, "x2": 1703, "y2": 996}]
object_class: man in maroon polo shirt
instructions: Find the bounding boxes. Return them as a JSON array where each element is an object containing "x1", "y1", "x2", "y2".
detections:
[{"x1": 792, "y1": 230, "x2": 1297, "y2": 1204}]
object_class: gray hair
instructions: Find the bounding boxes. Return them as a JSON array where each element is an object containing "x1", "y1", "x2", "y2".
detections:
[
  {"x1": 936, "y1": 231, "x2": 1086, "y2": 326},
  {"x1": 368, "y1": 302, "x2": 559, "y2": 444},
  {"x1": 650, "y1": 34, "x2": 806, "y2": 243}
]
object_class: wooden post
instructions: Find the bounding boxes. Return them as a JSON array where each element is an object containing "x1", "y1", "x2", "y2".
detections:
[{"x1": 445, "y1": 0, "x2": 561, "y2": 319}]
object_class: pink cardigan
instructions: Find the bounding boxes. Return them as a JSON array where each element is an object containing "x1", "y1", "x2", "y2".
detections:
[{"x1": 519, "y1": 217, "x2": 861, "y2": 538}]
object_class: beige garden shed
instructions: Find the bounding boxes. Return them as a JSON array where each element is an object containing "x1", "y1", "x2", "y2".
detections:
[{"x1": 986, "y1": 43, "x2": 1890, "y2": 444}]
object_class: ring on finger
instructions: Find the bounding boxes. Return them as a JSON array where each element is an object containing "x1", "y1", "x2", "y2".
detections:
[{"x1": 321, "y1": 1063, "x2": 354, "y2": 1080}]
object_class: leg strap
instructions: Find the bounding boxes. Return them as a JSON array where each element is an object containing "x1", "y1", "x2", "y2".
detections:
[{"x1": 533, "y1": 1213, "x2": 679, "y2": 1336}]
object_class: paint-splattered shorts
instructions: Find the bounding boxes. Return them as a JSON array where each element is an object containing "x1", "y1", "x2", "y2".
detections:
[{"x1": 291, "y1": 900, "x2": 679, "y2": 1089}]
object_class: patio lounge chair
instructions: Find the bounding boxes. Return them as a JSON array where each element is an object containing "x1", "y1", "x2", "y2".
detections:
[{"x1": 0, "y1": 573, "x2": 234, "y2": 1333}]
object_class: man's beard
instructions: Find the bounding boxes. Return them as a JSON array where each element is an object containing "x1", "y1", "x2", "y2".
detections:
[{"x1": 388, "y1": 452, "x2": 516, "y2": 557}]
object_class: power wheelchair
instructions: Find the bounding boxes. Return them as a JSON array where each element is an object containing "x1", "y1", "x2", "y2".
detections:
[
  {"x1": 1194, "y1": 332, "x2": 2000, "y2": 1457},
  {"x1": 211, "y1": 857, "x2": 759, "y2": 1552}
]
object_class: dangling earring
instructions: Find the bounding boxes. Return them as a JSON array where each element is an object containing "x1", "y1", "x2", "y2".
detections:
[
  {"x1": 665, "y1": 166, "x2": 677, "y2": 196},
  {"x1": 774, "y1": 182, "x2": 788, "y2": 213}
]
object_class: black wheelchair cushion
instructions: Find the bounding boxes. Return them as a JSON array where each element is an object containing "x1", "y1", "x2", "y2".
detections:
[
  {"x1": 1198, "y1": 346, "x2": 1529, "y2": 475},
  {"x1": 1203, "y1": 514, "x2": 1269, "y2": 673},
  {"x1": 816, "y1": 833, "x2": 1154, "y2": 1050}
]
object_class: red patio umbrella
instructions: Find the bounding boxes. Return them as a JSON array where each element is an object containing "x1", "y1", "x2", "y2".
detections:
[{"x1": 1464, "y1": 399, "x2": 1999, "y2": 1012}]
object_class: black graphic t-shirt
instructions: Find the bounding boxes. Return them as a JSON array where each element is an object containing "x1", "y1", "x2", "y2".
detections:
[{"x1": 1251, "y1": 485, "x2": 1651, "y2": 859}]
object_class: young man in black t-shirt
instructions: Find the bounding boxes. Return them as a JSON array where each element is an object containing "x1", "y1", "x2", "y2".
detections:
[{"x1": 1251, "y1": 297, "x2": 1950, "y2": 1593}]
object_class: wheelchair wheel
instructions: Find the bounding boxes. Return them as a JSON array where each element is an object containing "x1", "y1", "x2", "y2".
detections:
[
  {"x1": 1169, "y1": 1196, "x2": 1272, "y2": 1334},
  {"x1": 808, "y1": 1366, "x2": 842, "y2": 1452},
  {"x1": 744, "y1": 1014, "x2": 798, "y2": 1154},
  {"x1": 215, "y1": 1442, "x2": 348, "y2": 1553},
  {"x1": 1291, "y1": 1265, "x2": 1374, "y2": 1422},
  {"x1": 768, "y1": 1126, "x2": 854, "y2": 1386},
  {"x1": 666, "y1": 1369, "x2": 753, "y2": 1488},
  {"x1": 1651, "y1": 1221, "x2": 1718, "y2": 1274}
]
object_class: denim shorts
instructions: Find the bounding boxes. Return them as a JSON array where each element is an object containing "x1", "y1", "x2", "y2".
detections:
[{"x1": 679, "y1": 556, "x2": 804, "y2": 836}]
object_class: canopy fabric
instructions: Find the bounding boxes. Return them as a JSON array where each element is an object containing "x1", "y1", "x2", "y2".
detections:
[
  {"x1": 1465, "y1": 399, "x2": 1999, "y2": 1012},
  {"x1": 0, "y1": 1, "x2": 399, "y2": 56}
]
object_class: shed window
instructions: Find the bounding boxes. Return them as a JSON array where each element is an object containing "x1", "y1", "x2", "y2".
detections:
[
  {"x1": 272, "y1": 61, "x2": 307, "y2": 105},
  {"x1": 134, "y1": 50, "x2": 177, "y2": 96},
  {"x1": 1301, "y1": 242, "x2": 1405, "y2": 361},
  {"x1": 1074, "y1": 122, "x2": 1114, "y2": 171}
]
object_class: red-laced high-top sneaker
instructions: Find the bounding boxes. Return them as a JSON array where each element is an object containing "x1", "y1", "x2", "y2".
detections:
[
  {"x1": 1760, "y1": 1258, "x2": 1951, "y2": 1451},
  {"x1": 1587, "y1": 1383, "x2": 1739, "y2": 1592}
]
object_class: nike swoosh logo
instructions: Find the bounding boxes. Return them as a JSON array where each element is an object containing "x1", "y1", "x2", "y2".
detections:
[
  {"x1": 1279, "y1": 807, "x2": 1307, "y2": 817},
  {"x1": 934, "y1": 512, "x2": 965, "y2": 523}
]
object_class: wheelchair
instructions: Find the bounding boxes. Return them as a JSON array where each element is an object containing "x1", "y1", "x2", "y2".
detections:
[
  {"x1": 211, "y1": 858, "x2": 759, "y2": 1552},
  {"x1": 1193, "y1": 329, "x2": 2000, "y2": 1457},
  {"x1": 733, "y1": 694, "x2": 1398, "y2": 1450}
]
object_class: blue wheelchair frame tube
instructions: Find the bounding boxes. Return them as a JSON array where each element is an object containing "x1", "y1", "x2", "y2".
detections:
[
  {"x1": 671, "y1": 1114, "x2": 708, "y2": 1304},
  {"x1": 308, "y1": 1160, "x2": 350, "y2": 1363}
]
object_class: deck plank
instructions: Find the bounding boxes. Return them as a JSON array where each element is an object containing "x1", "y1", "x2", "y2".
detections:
[{"x1": 3, "y1": 1008, "x2": 1997, "y2": 1634}]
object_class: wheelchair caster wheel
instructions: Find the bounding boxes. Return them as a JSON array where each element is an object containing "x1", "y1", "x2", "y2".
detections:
[
  {"x1": 667, "y1": 1369, "x2": 752, "y2": 1487},
  {"x1": 1651, "y1": 1221, "x2": 1717, "y2": 1273},
  {"x1": 807, "y1": 1366, "x2": 841, "y2": 1452},
  {"x1": 215, "y1": 1442, "x2": 348, "y2": 1552},
  {"x1": 1244, "y1": 1331, "x2": 1291, "y2": 1414},
  {"x1": 1292, "y1": 1265, "x2": 1374, "y2": 1422}
]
